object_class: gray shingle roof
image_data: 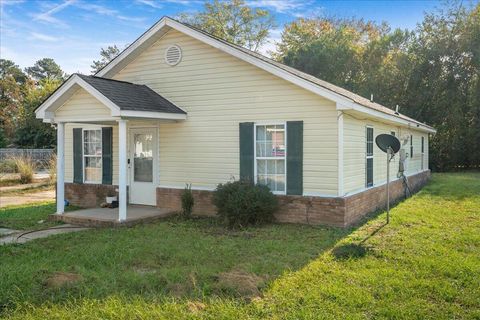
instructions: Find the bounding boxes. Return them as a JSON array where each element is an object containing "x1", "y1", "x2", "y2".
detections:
[
  {"x1": 177, "y1": 19, "x2": 434, "y2": 130},
  {"x1": 77, "y1": 74, "x2": 186, "y2": 114}
]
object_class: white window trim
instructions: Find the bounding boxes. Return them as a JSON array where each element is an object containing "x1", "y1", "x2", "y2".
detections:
[
  {"x1": 82, "y1": 128, "x2": 103, "y2": 184},
  {"x1": 365, "y1": 125, "x2": 374, "y2": 188},
  {"x1": 253, "y1": 122, "x2": 287, "y2": 195}
]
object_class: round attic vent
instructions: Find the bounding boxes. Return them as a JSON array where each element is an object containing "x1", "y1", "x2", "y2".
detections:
[{"x1": 165, "y1": 45, "x2": 182, "y2": 66}]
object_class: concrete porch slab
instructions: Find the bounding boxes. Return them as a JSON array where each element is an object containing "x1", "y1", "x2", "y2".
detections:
[{"x1": 49, "y1": 205, "x2": 176, "y2": 227}]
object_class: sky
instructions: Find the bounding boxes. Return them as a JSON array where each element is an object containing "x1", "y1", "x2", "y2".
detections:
[{"x1": 1, "y1": 0, "x2": 444, "y2": 75}]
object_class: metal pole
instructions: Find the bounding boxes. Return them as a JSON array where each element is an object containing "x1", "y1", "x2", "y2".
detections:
[{"x1": 386, "y1": 147, "x2": 390, "y2": 224}]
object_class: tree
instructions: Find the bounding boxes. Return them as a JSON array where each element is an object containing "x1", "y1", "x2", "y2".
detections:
[
  {"x1": 25, "y1": 58, "x2": 65, "y2": 81},
  {"x1": 178, "y1": 0, "x2": 275, "y2": 51},
  {"x1": 0, "y1": 59, "x2": 27, "y2": 144},
  {"x1": 91, "y1": 45, "x2": 121, "y2": 74},
  {"x1": 14, "y1": 78, "x2": 60, "y2": 148},
  {"x1": 273, "y1": 2, "x2": 480, "y2": 170},
  {"x1": 0, "y1": 59, "x2": 27, "y2": 84}
]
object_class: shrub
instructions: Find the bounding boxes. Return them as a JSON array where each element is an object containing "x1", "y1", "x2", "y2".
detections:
[
  {"x1": 181, "y1": 184, "x2": 194, "y2": 219},
  {"x1": 0, "y1": 159, "x2": 17, "y2": 173},
  {"x1": 12, "y1": 156, "x2": 36, "y2": 184},
  {"x1": 213, "y1": 180, "x2": 279, "y2": 228}
]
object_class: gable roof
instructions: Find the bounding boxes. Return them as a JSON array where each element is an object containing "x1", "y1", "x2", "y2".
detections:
[
  {"x1": 77, "y1": 74, "x2": 185, "y2": 114},
  {"x1": 96, "y1": 16, "x2": 435, "y2": 133},
  {"x1": 35, "y1": 74, "x2": 186, "y2": 121}
]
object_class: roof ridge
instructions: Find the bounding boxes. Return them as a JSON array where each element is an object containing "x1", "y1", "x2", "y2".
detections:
[
  {"x1": 170, "y1": 18, "x2": 436, "y2": 129},
  {"x1": 77, "y1": 73, "x2": 135, "y2": 85}
]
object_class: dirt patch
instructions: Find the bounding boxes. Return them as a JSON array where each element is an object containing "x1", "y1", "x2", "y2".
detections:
[
  {"x1": 216, "y1": 270, "x2": 265, "y2": 298},
  {"x1": 0, "y1": 189, "x2": 55, "y2": 207},
  {"x1": 45, "y1": 272, "x2": 82, "y2": 289}
]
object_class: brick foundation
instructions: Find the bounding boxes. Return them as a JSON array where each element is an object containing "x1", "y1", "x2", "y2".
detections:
[
  {"x1": 155, "y1": 170, "x2": 431, "y2": 227},
  {"x1": 65, "y1": 183, "x2": 118, "y2": 207},
  {"x1": 344, "y1": 170, "x2": 431, "y2": 225}
]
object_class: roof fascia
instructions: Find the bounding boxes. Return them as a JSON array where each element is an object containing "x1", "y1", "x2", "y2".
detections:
[
  {"x1": 119, "y1": 110, "x2": 187, "y2": 120},
  {"x1": 338, "y1": 102, "x2": 436, "y2": 133},
  {"x1": 95, "y1": 17, "x2": 435, "y2": 133},
  {"x1": 96, "y1": 19, "x2": 167, "y2": 77},
  {"x1": 35, "y1": 74, "x2": 122, "y2": 120}
]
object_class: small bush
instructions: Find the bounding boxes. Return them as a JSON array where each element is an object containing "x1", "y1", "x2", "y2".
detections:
[
  {"x1": 0, "y1": 159, "x2": 17, "y2": 173},
  {"x1": 181, "y1": 184, "x2": 194, "y2": 219},
  {"x1": 213, "y1": 180, "x2": 279, "y2": 228},
  {"x1": 12, "y1": 156, "x2": 36, "y2": 184}
]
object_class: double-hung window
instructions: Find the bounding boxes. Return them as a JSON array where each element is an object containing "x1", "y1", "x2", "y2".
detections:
[
  {"x1": 83, "y1": 129, "x2": 102, "y2": 183},
  {"x1": 255, "y1": 124, "x2": 286, "y2": 193},
  {"x1": 366, "y1": 126, "x2": 374, "y2": 187},
  {"x1": 410, "y1": 135, "x2": 414, "y2": 157}
]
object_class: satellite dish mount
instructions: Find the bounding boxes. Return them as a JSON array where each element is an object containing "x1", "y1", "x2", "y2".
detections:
[{"x1": 375, "y1": 134, "x2": 401, "y2": 224}]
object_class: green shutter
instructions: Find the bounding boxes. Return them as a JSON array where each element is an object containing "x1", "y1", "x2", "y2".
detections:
[
  {"x1": 102, "y1": 127, "x2": 113, "y2": 185},
  {"x1": 73, "y1": 128, "x2": 83, "y2": 184},
  {"x1": 286, "y1": 121, "x2": 303, "y2": 195},
  {"x1": 239, "y1": 122, "x2": 254, "y2": 182}
]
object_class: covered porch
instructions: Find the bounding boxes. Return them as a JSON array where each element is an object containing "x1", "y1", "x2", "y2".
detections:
[{"x1": 35, "y1": 74, "x2": 187, "y2": 223}]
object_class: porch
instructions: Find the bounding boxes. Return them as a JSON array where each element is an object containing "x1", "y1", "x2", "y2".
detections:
[
  {"x1": 34, "y1": 74, "x2": 187, "y2": 223},
  {"x1": 50, "y1": 205, "x2": 176, "y2": 227}
]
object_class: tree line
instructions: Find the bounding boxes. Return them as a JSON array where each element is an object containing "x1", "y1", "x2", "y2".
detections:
[{"x1": 0, "y1": 0, "x2": 478, "y2": 171}]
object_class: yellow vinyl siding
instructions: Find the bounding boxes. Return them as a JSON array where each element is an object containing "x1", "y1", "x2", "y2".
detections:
[
  {"x1": 64, "y1": 124, "x2": 119, "y2": 185},
  {"x1": 114, "y1": 29, "x2": 338, "y2": 195},
  {"x1": 55, "y1": 88, "x2": 111, "y2": 120},
  {"x1": 343, "y1": 113, "x2": 428, "y2": 194}
]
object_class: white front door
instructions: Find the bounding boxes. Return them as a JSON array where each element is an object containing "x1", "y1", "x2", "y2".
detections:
[{"x1": 129, "y1": 128, "x2": 157, "y2": 205}]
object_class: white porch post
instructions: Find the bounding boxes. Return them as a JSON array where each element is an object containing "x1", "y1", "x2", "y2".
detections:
[
  {"x1": 56, "y1": 122, "x2": 65, "y2": 214},
  {"x1": 118, "y1": 119, "x2": 128, "y2": 221}
]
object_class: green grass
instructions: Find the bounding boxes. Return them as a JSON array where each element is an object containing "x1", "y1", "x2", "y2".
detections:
[
  {"x1": 1, "y1": 173, "x2": 479, "y2": 319},
  {"x1": 0, "y1": 202, "x2": 76, "y2": 230}
]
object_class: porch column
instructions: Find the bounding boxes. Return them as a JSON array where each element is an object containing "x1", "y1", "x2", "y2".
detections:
[
  {"x1": 56, "y1": 122, "x2": 65, "y2": 214},
  {"x1": 118, "y1": 119, "x2": 128, "y2": 221}
]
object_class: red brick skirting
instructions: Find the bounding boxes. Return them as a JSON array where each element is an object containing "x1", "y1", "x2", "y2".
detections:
[
  {"x1": 156, "y1": 170, "x2": 431, "y2": 227},
  {"x1": 64, "y1": 171, "x2": 430, "y2": 227},
  {"x1": 65, "y1": 183, "x2": 118, "y2": 207},
  {"x1": 344, "y1": 170, "x2": 431, "y2": 225}
]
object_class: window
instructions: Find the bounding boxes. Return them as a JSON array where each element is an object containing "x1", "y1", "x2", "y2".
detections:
[
  {"x1": 410, "y1": 134, "x2": 413, "y2": 157},
  {"x1": 83, "y1": 129, "x2": 102, "y2": 183},
  {"x1": 421, "y1": 136, "x2": 425, "y2": 170},
  {"x1": 255, "y1": 124, "x2": 286, "y2": 193},
  {"x1": 366, "y1": 126, "x2": 374, "y2": 187}
]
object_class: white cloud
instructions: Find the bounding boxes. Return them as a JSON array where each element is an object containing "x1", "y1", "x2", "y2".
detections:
[
  {"x1": 30, "y1": 32, "x2": 61, "y2": 42},
  {"x1": 33, "y1": 0, "x2": 76, "y2": 28},
  {"x1": 135, "y1": 0, "x2": 163, "y2": 9},
  {"x1": 75, "y1": 2, "x2": 117, "y2": 16},
  {"x1": 0, "y1": 0, "x2": 24, "y2": 7},
  {"x1": 246, "y1": 0, "x2": 310, "y2": 13},
  {"x1": 162, "y1": 0, "x2": 202, "y2": 5},
  {"x1": 74, "y1": 1, "x2": 147, "y2": 26}
]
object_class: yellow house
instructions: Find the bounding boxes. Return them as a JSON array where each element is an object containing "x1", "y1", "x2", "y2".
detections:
[{"x1": 35, "y1": 17, "x2": 436, "y2": 227}]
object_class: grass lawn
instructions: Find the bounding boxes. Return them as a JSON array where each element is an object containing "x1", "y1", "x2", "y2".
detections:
[
  {"x1": 0, "y1": 202, "x2": 77, "y2": 230},
  {"x1": 0, "y1": 172, "x2": 479, "y2": 319}
]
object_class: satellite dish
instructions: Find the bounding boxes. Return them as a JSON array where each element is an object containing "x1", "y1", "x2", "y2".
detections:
[
  {"x1": 375, "y1": 134, "x2": 401, "y2": 154},
  {"x1": 375, "y1": 133, "x2": 401, "y2": 225}
]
